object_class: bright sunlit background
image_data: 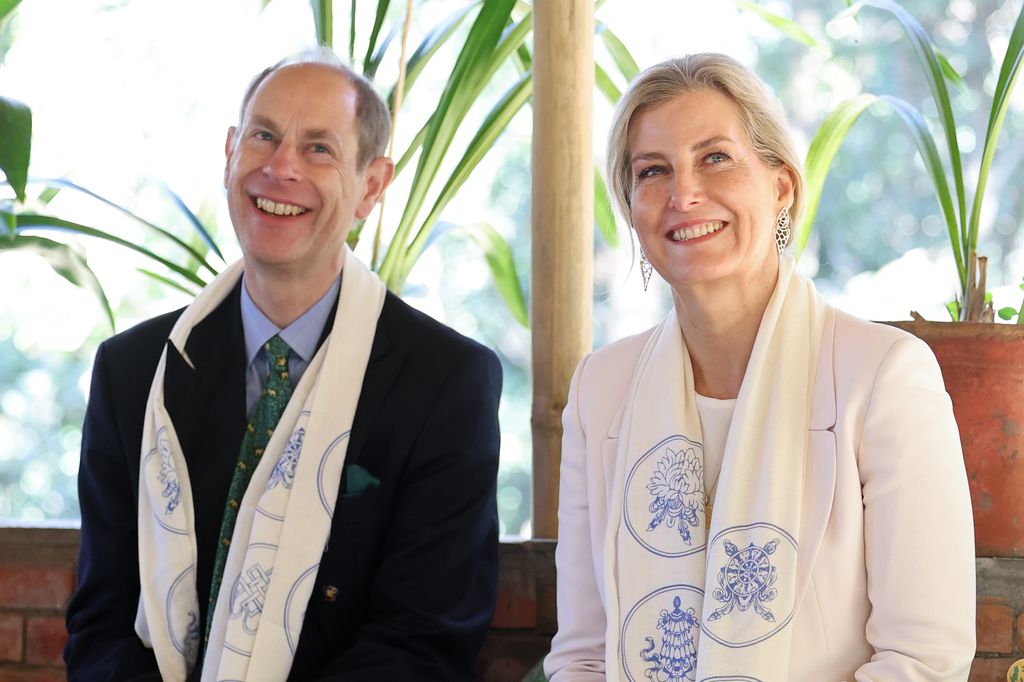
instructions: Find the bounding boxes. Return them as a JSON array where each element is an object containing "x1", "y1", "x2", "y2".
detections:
[{"x1": 1, "y1": 0, "x2": 1022, "y2": 535}]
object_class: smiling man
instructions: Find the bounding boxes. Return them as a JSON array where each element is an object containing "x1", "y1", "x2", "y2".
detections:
[{"x1": 64, "y1": 49, "x2": 502, "y2": 682}]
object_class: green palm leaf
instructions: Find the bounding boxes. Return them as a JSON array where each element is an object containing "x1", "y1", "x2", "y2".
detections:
[
  {"x1": 461, "y1": 222, "x2": 528, "y2": 327},
  {"x1": 0, "y1": 95, "x2": 30, "y2": 202},
  {"x1": 795, "y1": 93, "x2": 877, "y2": 256},
  {"x1": 25, "y1": 177, "x2": 220, "y2": 276},
  {"x1": 361, "y1": 0, "x2": 391, "y2": 72},
  {"x1": 0, "y1": 0, "x2": 22, "y2": 21},
  {"x1": 596, "y1": 22, "x2": 638, "y2": 82},
  {"x1": 402, "y1": 71, "x2": 531, "y2": 278},
  {"x1": 0, "y1": 233, "x2": 114, "y2": 330},
  {"x1": 847, "y1": 0, "x2": 967, "y2": 259},
  {"x1": 595, "y1": 62, "x2": 621, "y2": 104},
  {"x1": 881, "y1": 95, "x2": 963, "y2": 289},
  {"x1": 310, "y1": 0, "x2": 332, "y2": 46},
  {"x1": 385, "y1": 3, "x2": 477, "y2": 110},
  {"x1": 594, "y1": 167, "x2": 618, "y2": 247},
  {"x1": 967, "y1": 6, "x2": 1024, "y2": 265},
  {"x1": 733, "y1": 0, "x2": 831, "y2": 56},
  {"x1": 9, "y1": 211, "x2": 208, "y2": 288},
  {"x1": 377, "y1": 0, "x2": 519, "y2": 285}
]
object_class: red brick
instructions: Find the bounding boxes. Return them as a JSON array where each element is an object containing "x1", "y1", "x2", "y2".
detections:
[
  {"x1": 535, "y1": 582, "x2": 557, "y2": 635},
  {"x1": 24, "y1": 616, "x2": 66, "y2": 666},
  {"x1": 977, "y1": 596, "x2": 1014, "y2": 654},
  {"x1": 0, "y1": 613, "x2": 22, "y2": 662},
  {"x1": 1018, "y1": 612, "x2": 1024, "y2": 653},
  {"x1": 481, "y1": 658, "x2": 529, "y2": 682},
  {"x1": 0, "y1": 565, "x2": 73, "y2": 610},
  {"x1": 971, "y1": 657, "x2": 1018, "y2": 681},
  {"x1": 0, "y1": 670, "x2": 67, "y2": 682},
  {"x1": 492, "y1": 582, "x2": 537, "y2": 629}
]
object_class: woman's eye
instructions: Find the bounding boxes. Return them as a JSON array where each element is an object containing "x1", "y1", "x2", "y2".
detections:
[
  {"x1": 705, "y1": 151, "x2": 730, "y2": 164},
  {"x1": 311, "y1": 143, "x2": 331, "y2": 154},
  {"x1": 636, "y1": 165, "x2": 665, "y2": 180}
]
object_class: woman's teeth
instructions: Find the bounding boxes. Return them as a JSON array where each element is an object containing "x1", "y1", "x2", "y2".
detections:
[
  {"x1": 670, "y1": 221, "x2": 724, "y2": 242},
  {"x1": 256, "y1": 197, "x2": 308, "y2": 216}
]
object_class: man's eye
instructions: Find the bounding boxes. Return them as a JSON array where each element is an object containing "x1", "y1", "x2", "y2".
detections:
[
  {"x1": 254, "y1": 131, "x2": 274, "y2": 141},
  {"x1": 311, "y1": 143, "x2": 331, "y2": 154}
]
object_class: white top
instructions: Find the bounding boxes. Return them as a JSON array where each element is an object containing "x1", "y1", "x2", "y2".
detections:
[{"x1": 694, "y1": 393, "x2": 735, "y2": 500}]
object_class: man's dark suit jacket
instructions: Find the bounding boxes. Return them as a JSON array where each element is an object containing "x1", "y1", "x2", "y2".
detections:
[{"x1": 64, "y1": 283, "x2": 503, "y2": 681}]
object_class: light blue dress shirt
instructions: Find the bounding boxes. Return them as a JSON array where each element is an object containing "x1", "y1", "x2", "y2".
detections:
[{"x1": 240, "y1": 274, "x2": 342, "y2": 417}]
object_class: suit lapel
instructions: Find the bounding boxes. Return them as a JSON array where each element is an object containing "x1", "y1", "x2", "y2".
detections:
[{"x1": 343, "y1": 293, "x2": 406, "y2": 472}]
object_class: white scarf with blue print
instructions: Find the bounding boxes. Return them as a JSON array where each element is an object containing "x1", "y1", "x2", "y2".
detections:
[
  {"x1": 604, "y1": 256, "x2": 826, "y2": 682},
  {"x1": 135, "y1": 246, "x2": 385, "y2": 681}
]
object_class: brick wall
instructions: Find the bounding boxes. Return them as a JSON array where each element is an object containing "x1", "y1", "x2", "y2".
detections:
[
  {"x1": 0, "y1": 529, "x2": 1020, "y2": 681},
  {"x1": 0, "y1": 526, "x2": 78, "y2": 682},
  {"x1": 971, "y1": 558, "x2": 1024, "y2": 681}
]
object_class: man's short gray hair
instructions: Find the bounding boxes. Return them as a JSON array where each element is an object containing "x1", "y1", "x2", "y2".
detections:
[{"x1": 237, "y1": 47, "x2": 391, "y2": 168}]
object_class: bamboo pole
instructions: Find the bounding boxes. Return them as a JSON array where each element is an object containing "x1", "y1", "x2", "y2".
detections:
[{"x1": 531, "y1": 0, "x2": 594, "y2": 539}]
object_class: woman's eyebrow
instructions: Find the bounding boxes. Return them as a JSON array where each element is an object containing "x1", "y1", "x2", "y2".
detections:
[{"x1": 691, "y1": 135, "x2": 734, "y2": 152}]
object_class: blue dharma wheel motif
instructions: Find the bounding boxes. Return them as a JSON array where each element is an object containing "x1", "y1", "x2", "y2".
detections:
[
  {"x1": 624, "y1": 435, "x2": 706, "y2": 558},
  {"x1": 708, "y1": 539, "x2": 779, "y2": 623},
  {"x1": 702, "y1": 523, "x2": 797, "y2": 648}
]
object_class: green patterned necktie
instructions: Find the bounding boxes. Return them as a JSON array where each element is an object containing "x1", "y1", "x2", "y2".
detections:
[{"x1": 204, "y1": 334, "x2": 293, "y2": 648}]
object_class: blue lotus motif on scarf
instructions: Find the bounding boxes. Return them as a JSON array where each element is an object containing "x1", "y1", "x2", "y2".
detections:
[
  {"x1": 646, "y1": 447, "x2": 703, "y2": 545},
  {"x1": 157, "y1": 434, "x2": 180, "y2": 516}
]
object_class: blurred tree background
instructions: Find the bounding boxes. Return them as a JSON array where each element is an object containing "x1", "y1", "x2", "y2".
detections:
[{"x1": 1, "y1": 0, "x2": 1021, "y2": 534}]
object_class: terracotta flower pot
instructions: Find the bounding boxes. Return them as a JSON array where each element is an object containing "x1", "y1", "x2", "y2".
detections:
[{"x1": 887, "y1": 321, "x2": 1024, "y2": 557}]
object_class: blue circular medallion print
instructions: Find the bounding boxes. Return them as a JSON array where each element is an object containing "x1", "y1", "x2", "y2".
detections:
[
  {"x1": 701, "y1": 522, "x2": 797, "y2": 648},
  {"x1": 624, "y1": 435, "x2": 707, "y2": 557}
]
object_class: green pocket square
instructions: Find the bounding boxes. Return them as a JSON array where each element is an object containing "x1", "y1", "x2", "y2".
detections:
[{"x1": 343, "y1": 465, "x2": 380, "y2": 496}]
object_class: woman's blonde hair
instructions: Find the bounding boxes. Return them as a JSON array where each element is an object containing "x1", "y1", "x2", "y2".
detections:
[{"x1": 606, "y1": 53, "x2": 803, "y2": 239}]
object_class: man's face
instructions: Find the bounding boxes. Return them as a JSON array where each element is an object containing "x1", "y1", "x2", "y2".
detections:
[{"x1": 224, "y1": 64, "x2": 391, "y2": 284}]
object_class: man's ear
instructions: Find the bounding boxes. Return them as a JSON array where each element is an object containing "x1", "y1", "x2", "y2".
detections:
[
  {"x1": 355, "y1": 156, "x2": 396, "y2": 220},
  {"x1": 223, "y1": 126, "x2": 237, "y2": 188}
]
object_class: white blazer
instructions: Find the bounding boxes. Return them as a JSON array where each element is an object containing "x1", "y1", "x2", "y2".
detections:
[{"x1": 545, "y1": 308, "x2": 976, "y2": 681}]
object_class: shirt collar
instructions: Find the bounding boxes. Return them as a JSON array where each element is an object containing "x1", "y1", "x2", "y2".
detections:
[{"x1": 240, "y1": 274, "x2": 342, "y2": 367}]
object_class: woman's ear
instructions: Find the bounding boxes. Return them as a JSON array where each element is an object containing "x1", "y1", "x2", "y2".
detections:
[{"x1": 775, "y1": 164, "x2": 796, "y2": 209}]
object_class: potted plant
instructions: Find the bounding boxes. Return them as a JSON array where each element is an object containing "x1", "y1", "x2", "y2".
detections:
[{"x1": 792, "y1": 0, "x2": 1024, "y2": 556}]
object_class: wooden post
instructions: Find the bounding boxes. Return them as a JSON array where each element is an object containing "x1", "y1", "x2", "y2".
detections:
[{"x1": 531, "y1": 0, "x2": 594, "y2": 539}]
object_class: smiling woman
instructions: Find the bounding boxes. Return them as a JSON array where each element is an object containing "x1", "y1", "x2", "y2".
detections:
[
  {"x1": 545, "y1": 53, "x2": 976, "y2": 681},
  {"x1": 626, "y1": 89, "x2": 794, "y2": 322}
]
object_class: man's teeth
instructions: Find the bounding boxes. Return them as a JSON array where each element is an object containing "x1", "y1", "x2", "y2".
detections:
[
  {"x1": 670, "y1": 221, "x2": 725, "y2": 241},
  {"x1": 255, "y1": 197, "x2": 308, "y2": 216}
]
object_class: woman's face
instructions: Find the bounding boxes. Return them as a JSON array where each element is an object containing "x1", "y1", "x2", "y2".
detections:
[{"x1": 626, "y1": 88, "x2": 793, "y2": 292}]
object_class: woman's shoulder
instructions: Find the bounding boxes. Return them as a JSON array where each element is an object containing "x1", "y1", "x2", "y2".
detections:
[
  {"x1": 831, "y1": 308, "x2": 937, "y2": 365},
  {"x1": 579, "y1": 326, "x2": 656, "y2": 386},
  {"x1": 567, "y1": 326, "x2": 657, "y2": 435},
  {"x1": 828, "y1": 308, "x2": 944, "y2": 398}
]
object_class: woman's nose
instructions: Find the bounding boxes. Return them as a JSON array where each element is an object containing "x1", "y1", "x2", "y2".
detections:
[{"x1": 669, "y1": 170, "x2": 704, "y2": 211}]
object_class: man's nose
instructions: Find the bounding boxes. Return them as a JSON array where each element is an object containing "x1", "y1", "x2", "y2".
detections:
[
  {"x1": 669, "y1": 170, "x2": 704, "y2": 211},
  {"x1": 263, "y1": 140, "x2": 301, "y2": 182}
]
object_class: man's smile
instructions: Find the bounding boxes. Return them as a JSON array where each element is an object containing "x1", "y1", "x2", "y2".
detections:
[{"x1": 253, "y1": 195, "x2": 310, "y2": 216}]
